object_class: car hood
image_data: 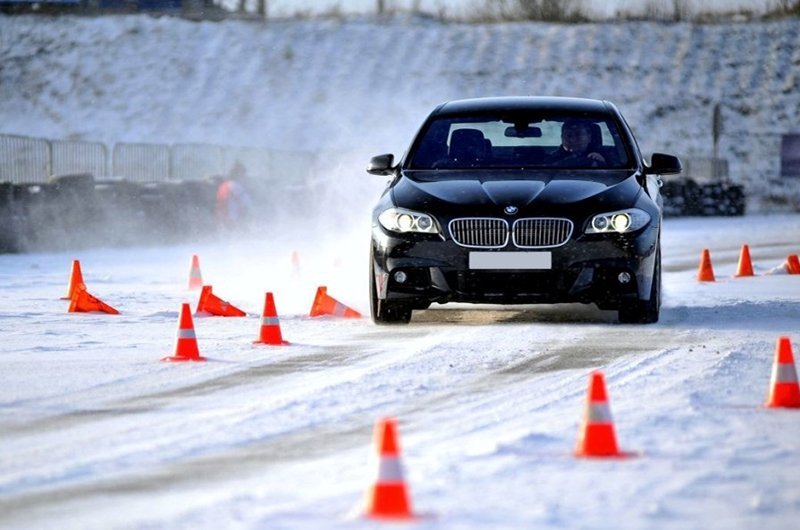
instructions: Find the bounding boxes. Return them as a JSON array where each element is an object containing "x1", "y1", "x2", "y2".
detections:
[{"x1": 391, "y1": 170, "x2": 643, "y2": 216}]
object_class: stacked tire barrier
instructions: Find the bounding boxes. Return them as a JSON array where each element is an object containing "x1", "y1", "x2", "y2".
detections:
[
  {"x1": 0, "y1": 173, "x2": 220, "y2": 252},
  {"x1": 661, "y1": 157, "x2": 747, "y2": 217},
  {"x1": 0, "y1": 181, "x2": 20, "y2": 252},
  {"x1": 0, "y1": 134, "x2": 318, "y2": 253},
  {"x1": 661, "y1": 179, "x2": 746, "y2": 217}
]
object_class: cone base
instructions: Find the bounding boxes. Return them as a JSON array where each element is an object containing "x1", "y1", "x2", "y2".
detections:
[
  {"x1": 364, "y1": 513, "x2": 418, "y2": 521},
  {"x1": 161, "y1": 355, "x2": 207, "y2": 363},
  {"x1": 765, "y1": 395, "x2": 800, "y2": 409},
  {"x1": 575, "y1": 449, "x2": 638, "y2": 459},
  {"x1": 765, "y1": 402, "x2": 800, "y2": 409},
  {"x1": 253, "y1": 339, "x2": 290, "y2": 346},
  {"x1": 766, "y1": 382, "x2": 800, "y2": 408},
  {"x1": 364, "y1": 482, "x2": 413, "y2": 520},
  {"x1": 195, "y1": 310, "x2": 246, "y2": 318},
  {"x1": 68, "y1": 307, "x2": 120, "y2": 315}
]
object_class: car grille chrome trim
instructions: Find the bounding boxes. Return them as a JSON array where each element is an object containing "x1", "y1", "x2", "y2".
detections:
[
  {"x1": 512, "y1": 218, "x2": 574, "y2": 248},
  {"x1": 449, "y1": 218, "x2": 509, "y2": 248},
  {"x1": 449, "y1": 217, "x2": 573, "y2": 249}
]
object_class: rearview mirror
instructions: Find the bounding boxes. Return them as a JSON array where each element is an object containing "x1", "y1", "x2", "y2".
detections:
[
  {"x1": 367, "y1": 154, "x2": 395, "y2": 176},
  {"x1": 646, "y1": 153, "x2": 682, "y2": 175},
  {"x1": 504, "y1": 126, "x2": 542, "y2": 138}
]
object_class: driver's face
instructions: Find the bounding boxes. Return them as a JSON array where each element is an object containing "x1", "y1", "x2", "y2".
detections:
[{"x1": 562, "y1": 125, "x2": 591, "y2": 152}]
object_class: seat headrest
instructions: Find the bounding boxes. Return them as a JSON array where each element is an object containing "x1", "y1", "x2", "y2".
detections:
[{"x1": 449, "y1": 129, "x2": 486, "y2": 160}]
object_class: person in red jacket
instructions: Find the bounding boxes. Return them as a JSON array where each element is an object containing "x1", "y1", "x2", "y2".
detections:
[{"x1": 215, "y1": 161, "x2": 254, "y2": 229}]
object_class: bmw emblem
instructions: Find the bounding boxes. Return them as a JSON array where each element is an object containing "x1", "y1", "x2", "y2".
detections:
[{"x1": 504, "y1": 205, "x2": 519, "y2": 215}]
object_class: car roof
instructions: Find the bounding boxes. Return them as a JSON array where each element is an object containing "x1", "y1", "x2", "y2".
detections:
[{"x1": 432, "y1": 96, "x2": 614, "y2": 117}]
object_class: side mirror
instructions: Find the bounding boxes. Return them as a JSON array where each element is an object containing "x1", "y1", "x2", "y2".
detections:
[
  {"x1": 646, "y1": 153, "x2": 682, "y2": 175},
  {"x1": 367, "y1": 154, "x2": 396, "y2": 176}
]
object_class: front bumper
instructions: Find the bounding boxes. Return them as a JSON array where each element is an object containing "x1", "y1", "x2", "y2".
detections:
[{"x1": 371, "y1": 222, "x2": 658, "y2": 309}]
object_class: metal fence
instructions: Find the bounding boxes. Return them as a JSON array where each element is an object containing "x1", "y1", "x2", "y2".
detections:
[
  {"x1": 0, "y1": 134, "x2": 316, "y2": 185},
  {"x1": 112, "y1": 142, "x2": 171, "y2": 182},
  {"x1": 221, "y1": 146, "x2": 273, "y2": 181},
  {"x1": 170, "y1": 143, "x2": 225, "y2": 181},
  {"x1": 7, "y1": 132, "x2": 792, "y2": 192},
  {"x1": 0, "y1": 135, "x2": 50, "y2": 184},
  {"x1": 52, "y1": 139, "x2": 108, "y2": 177}
]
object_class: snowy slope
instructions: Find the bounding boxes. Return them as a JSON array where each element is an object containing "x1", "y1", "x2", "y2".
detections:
[{"x1": 1, "y1": 15, "x2": 799, "y2": 204}]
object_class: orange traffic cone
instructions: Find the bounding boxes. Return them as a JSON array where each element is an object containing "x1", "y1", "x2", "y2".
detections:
[
  {"x1": 363, "y1": 417, "x2": 415, "y2": 520},
  {"x1": 697, "y1": 249, "x2": 715, "y2": 282},
  {"x1": 162, "y1": 303, "x2": 206, "y2": 362},
  {"x1": 68, "y1": 285, "x2": 119, "y2": 315},
  {"x1": 61, "y1": 259, "x2": 86, "y2": 300},
  {"x1": 291, "y1": 250, "x2": 301, "y2": 277},
  {"x1": 254, "y1": 292, "x2": 289, "y2": 345},
  {"x1": 766, "y1": 336, "x2": 800, "y2": 408},
  {"x1": 734, "y1": 244, "x2": 755, "y2": 277},
  {"x1": 575, "y1": 371, "x2": 632, "y2": 458},
  {"x1": 188, "y1": 254, "x2": 203, "y2": 290},
  {"x1": 786, "y1": 254, "x2": 800, "y2": 275},
  {"x1": 195, "y1": 285, "x2": 246, "y2": 317},
  {"x1": 309, "y1": 286, "x2": 361, "y2": 318}
]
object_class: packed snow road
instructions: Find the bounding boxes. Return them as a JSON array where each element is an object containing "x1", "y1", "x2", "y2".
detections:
[{"x1": 1, "y1": 214, "x2": 799, "y2": 530}]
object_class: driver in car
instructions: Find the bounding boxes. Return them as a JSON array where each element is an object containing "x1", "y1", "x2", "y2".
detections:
[{"x1": 547, "y1": 119, "x2": 607, "y2": 166}]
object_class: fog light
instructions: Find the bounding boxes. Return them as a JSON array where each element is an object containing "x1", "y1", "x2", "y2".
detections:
[
  {"x1": 617, "y1": 272, "x2": 631, "y2": 284},
  {"x1": 394, "y1": 271, "x2": 408, "y2": 284}
]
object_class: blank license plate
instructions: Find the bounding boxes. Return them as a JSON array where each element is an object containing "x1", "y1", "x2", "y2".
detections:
[{"x1": 469, "y1": 251, "x2": 552, "y2": 270}]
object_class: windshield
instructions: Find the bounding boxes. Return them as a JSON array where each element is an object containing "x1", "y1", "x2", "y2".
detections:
[{"x1": 407, "y1": 112, "x2": 633, "y2": 170}]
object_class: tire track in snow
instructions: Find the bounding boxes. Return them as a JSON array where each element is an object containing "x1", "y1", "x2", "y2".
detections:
[
  {"x1": 0, "y1": 317, "x2": 678, "y2": 523},
  {"x1": 0, "y1": 322, "x2": 459, "y2": 521},
  {"x1": 0, "y1": 326, "x2": 432, "y2": 437},
  {"x1": 0, "y1": 326, "x2": 443, "y2": 500}
]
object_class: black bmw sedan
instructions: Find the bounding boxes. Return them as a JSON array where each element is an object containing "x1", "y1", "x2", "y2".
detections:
[{"x1": 367, "y1": 97, "x2": 681, "y2": 324}]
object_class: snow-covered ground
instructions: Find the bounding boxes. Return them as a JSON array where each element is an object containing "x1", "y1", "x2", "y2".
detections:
[{"x1": 1, "y1": 213, "x2": 800, "y2": 530}]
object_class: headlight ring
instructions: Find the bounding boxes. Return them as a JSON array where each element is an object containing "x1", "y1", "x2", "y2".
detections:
[
  {"x1": 586, "y1": 208, "x2": 650, "y2": 234},
  {"x1": 378, "y1": 207, "x2": 439, "y2": 234}
]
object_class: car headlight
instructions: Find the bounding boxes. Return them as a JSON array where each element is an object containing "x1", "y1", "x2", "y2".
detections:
[
  {"x1": 378, "y1": 207, "x2": 439, "y2": 234},
  {"x1": 586, "y1": 208, "x2": 650, "y2": 234}
]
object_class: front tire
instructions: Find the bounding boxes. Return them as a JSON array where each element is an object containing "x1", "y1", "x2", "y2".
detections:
[
  {"x1": 618, "y1": 248, "x2": 661, "y2": 324},
  {"x1": 369, "y1": 254, "x2": 412, "y2": 325}
]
